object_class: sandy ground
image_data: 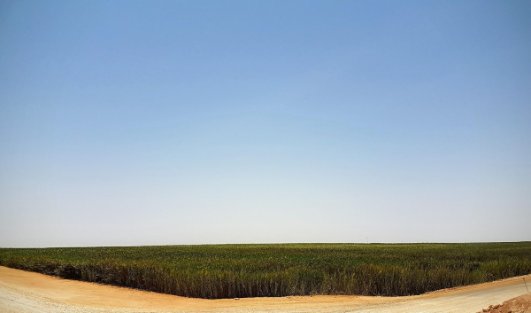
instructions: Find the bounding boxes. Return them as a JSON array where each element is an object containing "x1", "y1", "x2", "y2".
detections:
[
  {"x1": 479, "y1": 294, "x2": 531, "y2": 313},
  {"x1": 478, "y1": 293, "x2": 531, "y2": 313},
  {"x1": 0, "y1": 266, "x2": 529, "y2": 313}
]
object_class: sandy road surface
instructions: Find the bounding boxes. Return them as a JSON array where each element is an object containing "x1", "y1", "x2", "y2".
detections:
[{"x1": 0, "y1": 266, "x2": 529, "y2": 313}]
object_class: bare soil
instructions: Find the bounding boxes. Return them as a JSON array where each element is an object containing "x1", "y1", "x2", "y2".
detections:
[
  {"x1": 0, "y1": 266, "x2": 529, "y2": 313},
  {"x1": 477, "y1": 294, "x2": 531, "y2": 313}
]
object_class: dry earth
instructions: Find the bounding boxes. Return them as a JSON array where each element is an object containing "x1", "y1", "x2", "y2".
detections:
[
  {"x1": 0, "y1": 266, "x2": 529, "y2": 313},
  {"x1": 478, "y1": 294, "x2": 531, "y2": 313}
]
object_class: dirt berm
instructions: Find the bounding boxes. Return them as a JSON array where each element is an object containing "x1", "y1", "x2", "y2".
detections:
[{"x1": 0, "y1": 266, "x2": 529, "y2": 313}]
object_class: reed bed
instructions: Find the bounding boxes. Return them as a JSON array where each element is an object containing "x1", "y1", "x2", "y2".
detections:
[{"x1": 0, "y1": 242, "x2": 529, "y2": 299}]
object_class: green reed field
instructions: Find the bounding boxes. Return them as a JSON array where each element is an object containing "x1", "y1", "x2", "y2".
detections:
[{"x1": 0, "y1": 243, "x2": 530, "y2": 299}]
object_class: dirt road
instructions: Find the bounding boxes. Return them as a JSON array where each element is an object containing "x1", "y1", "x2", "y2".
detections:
[{"x1": 0, "y1": 266, "x2": 529, "y2": 313}]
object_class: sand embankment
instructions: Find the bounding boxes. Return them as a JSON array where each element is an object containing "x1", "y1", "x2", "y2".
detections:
[{"x1": 0, "y1": 266, "x2": 529, "y2": 312}]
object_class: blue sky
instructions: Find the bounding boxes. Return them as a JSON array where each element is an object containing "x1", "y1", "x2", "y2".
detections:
[{"x1": 1, "y1": 0, "x2": 530, "y2": 247}]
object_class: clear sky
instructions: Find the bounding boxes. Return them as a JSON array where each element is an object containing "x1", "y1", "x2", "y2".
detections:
[{"x1": 1, "y1": 0, "x2": 530, "y2": 247}]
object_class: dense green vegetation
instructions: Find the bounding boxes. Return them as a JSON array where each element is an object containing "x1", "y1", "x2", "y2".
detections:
[{"x1": 0, "y1": 243, "x2": 530, "y2": 299}]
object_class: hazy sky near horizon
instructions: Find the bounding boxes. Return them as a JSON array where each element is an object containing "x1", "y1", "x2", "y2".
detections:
[{"x1": 1, "y1": 0, "x2": 530, "y2": 247}]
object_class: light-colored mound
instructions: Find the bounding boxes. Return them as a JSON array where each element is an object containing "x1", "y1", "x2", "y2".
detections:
[{"x1": 478, "y1": 294, "x2": 531, "y2": 313}]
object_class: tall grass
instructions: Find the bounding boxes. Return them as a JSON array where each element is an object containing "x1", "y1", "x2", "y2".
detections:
[{"x1": 0, "y1": 242, "x2": 529, "y2": 299}]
